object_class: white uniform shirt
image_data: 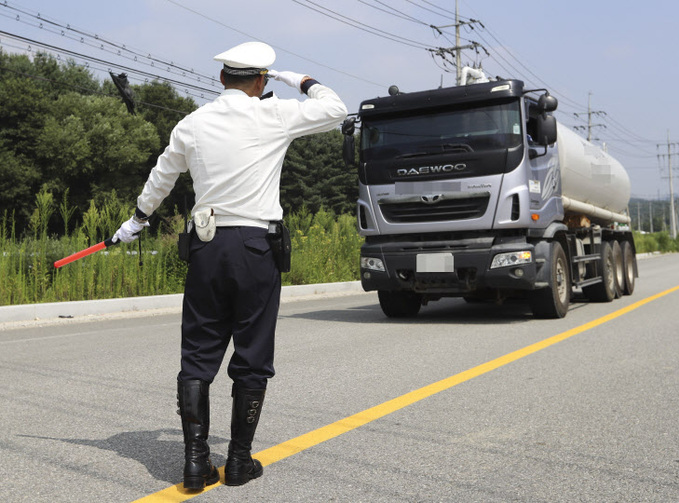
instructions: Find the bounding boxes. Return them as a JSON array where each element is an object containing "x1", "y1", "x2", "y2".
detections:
[{"x1": 137, "y1": 84, "x2": 348, "y2": 228}]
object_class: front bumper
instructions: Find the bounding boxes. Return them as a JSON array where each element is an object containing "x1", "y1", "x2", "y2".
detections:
[{"x1": 360, "y1": 235, "x2": 538, "y2": 294}]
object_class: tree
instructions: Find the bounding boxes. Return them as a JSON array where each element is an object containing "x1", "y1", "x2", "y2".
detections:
[
  {"x1": 133, "y1": 80, "x2": 197, "y2": 145},
  {"x1": 281, "y1": 130, "x2": 357, "y2": 215},
  {"x1": 0, "y1": 52, "x2": 166, "y2": 233},
  {"x1": 0, "y1": 145, "x2": 40, "y2": 225}
]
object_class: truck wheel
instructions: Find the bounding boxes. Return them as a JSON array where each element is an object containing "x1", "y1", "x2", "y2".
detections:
[
  {"x1": 378, "y1": 290, "x2": 422, "y2": 318},
  {"x1": 583, "y1": 241, "x2": 616, "y2": 302},
  {"x1": 611, "y1": 241, "x2": 624, "y2": 299},
  {"x1": 621, "y1": 241, "x2": 635, "y2": 295},
  {"x1": 529, "y1": 242, "x2": 570, "y2": 319}
]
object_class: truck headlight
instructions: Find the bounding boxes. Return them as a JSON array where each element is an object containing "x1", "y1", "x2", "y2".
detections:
[
  {"x1": 361, "y1": 257, "x2": 385, "y2": 272},
  {"x1": 490, "y1": 250, "x2": 532, "y2": 269}
]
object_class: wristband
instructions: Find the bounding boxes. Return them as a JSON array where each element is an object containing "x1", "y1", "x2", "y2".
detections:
[
  {"x1": 301, "y1": 77, "x2": 319, "y2": 95},
  {"x1": 133, "y1": 207, "x2": 150, "y2": 223}
]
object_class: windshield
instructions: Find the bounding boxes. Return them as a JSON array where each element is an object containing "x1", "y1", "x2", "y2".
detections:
[{"x1": 361, "y1": 100, "x2": 522, "y2": 162}]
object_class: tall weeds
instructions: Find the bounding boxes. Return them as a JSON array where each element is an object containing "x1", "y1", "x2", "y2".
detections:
[
  {"x1": 0, "y1": 192, "x2": 363, "y2": 306},
  {"x1": 284, "y1": 207, "x2": 362, "y2": 285}
]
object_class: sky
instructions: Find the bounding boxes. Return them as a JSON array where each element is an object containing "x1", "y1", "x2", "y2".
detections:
[{"x1": 1, "y1": 0, "x2": 678, "y2": 200}]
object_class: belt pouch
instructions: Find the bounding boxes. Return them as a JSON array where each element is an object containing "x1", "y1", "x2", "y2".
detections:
[
  {"x1": 178, "y1": 231, "x2": 191, "y2": 262},
  {"x1": 267, "y1": 221, "x2": 291, "y2": 273},
  {"x1": 177, "y1": 219, "x2": 193, "y2": 263},
  {"x1": 194, "y1": 209, "x2": 216, "y2": 242}
]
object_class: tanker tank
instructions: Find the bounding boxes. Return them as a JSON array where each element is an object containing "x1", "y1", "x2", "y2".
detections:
[{"x1": 556, "y1": 123, "x2": 631, "y2": 225}]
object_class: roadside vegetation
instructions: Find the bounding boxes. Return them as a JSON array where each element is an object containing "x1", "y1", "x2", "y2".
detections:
[
  {"x1": 0, "y1": 189, "x2": 362, "y2": 306},
  {"x1": 632, "y1": 231, "x2": 679, "y2": 254},
  {"x1": 0, "y1": 51, "x2": 361, "y2": 306},
  {"x1": 2, "y1": 189, "x2": 676, "y2": 307}
]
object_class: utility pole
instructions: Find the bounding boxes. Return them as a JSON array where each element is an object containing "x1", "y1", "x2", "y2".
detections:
[
  {"x1": 573, "y1": 92, "x2": 606, "y2": 141},
  {"x1": 669, "y1": 130, "x2": 677, "y2": 239},
  {"x1": 455, "y1": 0, "x2": 461, "y2": 85},
  {"x1": 429, "y1": 1, "x2": 486, "y2": 85},
  {"x1": 649, "y1": 201, "x2": 653, "y2": 233},
  {"x1": 637, "y1": 203, "x2": 641, "y2": 232},
  {"x1": 657, "y1": 130, "x2": 677, "y2": 238}
]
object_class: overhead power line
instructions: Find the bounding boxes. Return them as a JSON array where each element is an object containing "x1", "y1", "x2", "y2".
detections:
[
  {"x1": 405, "y1": 0, "x2": 472, "y2": 22},
  {"x1": 290, "y1": 0, "x2": 432, "y2": 50},
  {"x1": 0, "y1": 30, "x2": 221, "y2": 99},
  {"x1": 0, "y1": 3, "x2": 218, "y2": 88},
  {"x1": 0, "y1": 64, "x2": 191, "y2": 115},
  {"x1": 284, "y1": 0, "x2": 656, "y2": 150},
  {"x1": 1, "y1": 0, "x2": 658, "y2": 152},
  {"x1": 163, "y1": 0, "x2": 386, "y2": 88},
  {"x1": 358, "y1": 0, "x2": 429, "y2": 26}
]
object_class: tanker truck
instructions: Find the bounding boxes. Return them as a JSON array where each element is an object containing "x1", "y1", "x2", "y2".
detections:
[{"x1": 341, "y1": 78, "x2": 637, "y2": 319}]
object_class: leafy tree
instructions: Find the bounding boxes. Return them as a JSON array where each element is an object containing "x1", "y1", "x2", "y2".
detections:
[
  {"x1": 281, "y1": 130, "x2": 357, "y2": 215},
  {"x1": 133, "y1": 80, "x2": 197, "y2": 145},
  {"x1": 0, "y1": 145, "x2": 40, "y2": 225},
  {"x1": 0, "y1": 52, "x2": 162, "y2": 233},
  {"x1": 0, "y1": 54, "x2": 52, "y2": 227},
  {"x1": 30, "y1": 92, "x2": 160, "y2": 225},
  {"x1": 31, "y1": 52, "x2": 100, "y2": 98}
]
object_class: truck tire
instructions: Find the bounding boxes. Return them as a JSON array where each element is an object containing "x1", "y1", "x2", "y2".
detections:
[
  {"x1": 621, "y1": 241, "x2": 635, "y2": 295},
  {"x1": 529, "y1": 241, "x2": 570, "y2": 319},
  {"x1": 378, "y1": 290, "x2": 422, "y2": 318},
  {"x1": 583, "y1": 241, "x2": 616, "y2": 302},
  {"x1": 611, "y1": 240, "x2": 624, "y2": 299}
]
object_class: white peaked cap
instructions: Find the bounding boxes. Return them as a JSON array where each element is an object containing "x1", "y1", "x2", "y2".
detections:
[{"x1": 213, "y1": 41, "x2": 276, "y2": 71}]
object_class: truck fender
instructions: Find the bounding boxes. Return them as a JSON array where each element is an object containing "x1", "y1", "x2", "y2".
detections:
[
  {"x1": 532, "y1": 237, "x2": 568, "y2": 289},
  {"x1": 533, "y1": 240, "x2": 552, "y2": 287},
  {"x1": 528, "y1": 222, "x2": 568, "y2": 240}
]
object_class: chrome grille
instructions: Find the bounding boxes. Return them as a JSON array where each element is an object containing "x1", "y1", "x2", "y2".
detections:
[{"x1": 380, "y1": 195, "x2": 489, "y2": 223}]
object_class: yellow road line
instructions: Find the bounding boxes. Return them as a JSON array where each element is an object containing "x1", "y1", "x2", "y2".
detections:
[{"x1": 133, "y1": 285, "x2": 679, "y2": 502}]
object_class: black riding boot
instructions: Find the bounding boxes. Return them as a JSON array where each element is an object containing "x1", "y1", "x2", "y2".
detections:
[
  {"x1": 177, "y1": 379, "x2": 220, "y2": 490},
  {"x1": 224, "y1": 385, "x2": 266, "y2": 486}
]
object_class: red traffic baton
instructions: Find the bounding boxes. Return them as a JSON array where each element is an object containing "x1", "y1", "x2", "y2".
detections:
[{"x1": 54, "y1": 237, "x2": 117, "y2": 268}]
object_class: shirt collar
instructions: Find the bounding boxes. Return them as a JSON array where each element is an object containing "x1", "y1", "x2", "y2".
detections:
[{"x1": 220, "y1": 89, "x2": 250, "y2": 98}]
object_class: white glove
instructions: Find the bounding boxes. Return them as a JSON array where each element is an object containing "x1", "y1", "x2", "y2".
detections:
[
  {"x1": 112, "y1": 216, "x2": 150, "y2": 243},
  {"x1": 268, "y1": 70, "x2": 309, "y2": 93}
]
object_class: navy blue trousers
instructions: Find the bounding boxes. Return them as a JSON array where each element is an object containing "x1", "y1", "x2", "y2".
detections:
[{"x1": 178, "y1": 227, "x2": 281, "y2": 389}]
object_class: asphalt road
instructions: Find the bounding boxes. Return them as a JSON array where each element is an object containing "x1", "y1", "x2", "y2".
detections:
[{"x1": 1, "y1": 254, "x2": 678, "y2": 503}]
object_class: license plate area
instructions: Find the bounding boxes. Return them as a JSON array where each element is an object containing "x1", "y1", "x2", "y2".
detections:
[{"x1": 416, "y1": 253, "x2": 454, "y2": 273}]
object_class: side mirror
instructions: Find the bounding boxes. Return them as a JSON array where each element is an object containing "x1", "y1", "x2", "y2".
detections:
[
  {"x1": 529, "y1": 114, "x2": 557, "y2": 159},
  {"x1": 342, "y1": 118, "x2": 357, "y2": 167},
  {"x1": 536, "y1": 114, "x2": 557, "y2": 146},
  {"x1": 538, "y1": 92, "x2": 558, "y2": 113}
]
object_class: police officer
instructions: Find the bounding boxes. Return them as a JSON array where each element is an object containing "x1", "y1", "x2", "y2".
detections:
[{"x1": 113, "y1": 41, "x2": 347, "y2": 489}]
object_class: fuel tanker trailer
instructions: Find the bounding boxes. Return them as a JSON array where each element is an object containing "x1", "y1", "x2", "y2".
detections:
[{"x1": 341, "y1": 76, "x2": 637, "y2": 319}]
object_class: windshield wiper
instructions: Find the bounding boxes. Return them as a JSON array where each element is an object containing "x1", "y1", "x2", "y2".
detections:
[{"x1": 395, "y1": 143, "x2": 473, "y2": 159}]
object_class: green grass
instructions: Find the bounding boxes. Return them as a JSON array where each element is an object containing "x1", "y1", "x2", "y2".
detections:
[{"x1": 0, "y1": 192, "x2": 363, "y2": 306}]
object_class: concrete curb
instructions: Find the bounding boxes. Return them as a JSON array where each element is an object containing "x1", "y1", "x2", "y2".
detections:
[{"x1": 0, "y1": 281, "x2": 366, "y2": 324}]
